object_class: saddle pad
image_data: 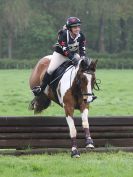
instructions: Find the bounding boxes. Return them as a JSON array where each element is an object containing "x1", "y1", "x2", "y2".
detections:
[{"x1": 49, "y1": 60, "x2": 72, "y2": 102}]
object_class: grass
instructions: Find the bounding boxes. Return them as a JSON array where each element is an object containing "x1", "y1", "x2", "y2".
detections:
[
  {"x1": 0, "y1": 69, "x2": 133, "y2": 116},
  {"x1": 0, "y1": 152, "x2": 132, "y2": 177},
  {"x1": 0, "y1": 152, "x2": 133, "y2": 177}
]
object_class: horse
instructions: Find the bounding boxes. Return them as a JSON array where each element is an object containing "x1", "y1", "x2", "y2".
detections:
[{"x1": 29, "y1": 56, "x2": 98, "y2": 158}]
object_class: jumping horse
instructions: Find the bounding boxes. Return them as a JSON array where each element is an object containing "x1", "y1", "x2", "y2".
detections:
[{"x1": 29, "y1": 56, "x2": 98, "y2": 158}]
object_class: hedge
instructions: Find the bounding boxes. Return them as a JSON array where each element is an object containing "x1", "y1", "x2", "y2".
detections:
[
  {"x1": 0, "y1": 58, "x2": 133, "y2": 69},
  {"x1": 0, "y1": 59, "x2": 38, "y2": 69},
  {"x1": 97, "y1": 58, "x2": 133, "y2": 69}
]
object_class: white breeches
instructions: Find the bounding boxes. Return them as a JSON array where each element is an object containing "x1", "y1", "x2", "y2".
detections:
[{"x1": 47, "y1": 51, "x2": 80, "y2": 75}]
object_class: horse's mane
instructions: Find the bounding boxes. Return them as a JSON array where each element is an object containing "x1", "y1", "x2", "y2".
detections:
[{"x1": 79, "y1": 58, "x2": 97, "y2": 72}]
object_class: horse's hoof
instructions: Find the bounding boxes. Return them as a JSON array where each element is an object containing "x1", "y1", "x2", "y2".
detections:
[
  {"x1": 85, "y1": 138, "x2": 95, "y2": 149},
  {"x1": 86, "y1": 143, "x2": 95, "y2": 149},
  {"x1": 71, "y1": 149, "x2": 80, "y2": 158}
]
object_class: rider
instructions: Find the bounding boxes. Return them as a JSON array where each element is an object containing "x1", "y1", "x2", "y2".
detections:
[{"x1": 32, "y1": 17, "x2": 86, "y2": 96}]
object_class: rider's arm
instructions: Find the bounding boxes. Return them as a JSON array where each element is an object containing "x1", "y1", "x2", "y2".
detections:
[
  {"x1": 79, "y1": 33, "x2": 86, "y2": 57},
  {"x1": 58, "y1": 30, "x2": 74, "y2": 60}
]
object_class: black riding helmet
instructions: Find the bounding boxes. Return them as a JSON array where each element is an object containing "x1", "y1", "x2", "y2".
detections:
[{"x1": 66, "y1": 17, "x2": 81, "y2": 30}]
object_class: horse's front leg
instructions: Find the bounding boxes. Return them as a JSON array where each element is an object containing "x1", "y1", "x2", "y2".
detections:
[
  {"x1": 64, "y1": 104, "x2": 80, "y2": 158},
  {"x1": 80, "y1": 106, "x2": 94, "y2": 149}
]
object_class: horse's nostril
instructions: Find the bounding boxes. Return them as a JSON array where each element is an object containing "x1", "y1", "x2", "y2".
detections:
[{"x1": 84, "y1": 99, "x2": 87, "y2": 103}]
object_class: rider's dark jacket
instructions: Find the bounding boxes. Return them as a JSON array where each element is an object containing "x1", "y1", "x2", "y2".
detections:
[{"x1": 54, "y1": 29, "x2": 86, "y2": 60}]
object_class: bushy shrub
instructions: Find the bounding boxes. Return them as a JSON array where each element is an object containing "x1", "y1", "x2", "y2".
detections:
[
  {"x1": 0, "y1": 57, "x2": 133, "y2": 69},
  {"x1": 0, "y1": 59, "x2": 38, "y2": 69}
]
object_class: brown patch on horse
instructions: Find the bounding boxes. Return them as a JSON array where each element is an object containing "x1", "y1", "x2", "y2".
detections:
[
  {"x1": 63, "y1": 90, "x2": 75, "y2": 117},
  {"x1": 29, "y1": 57, "x2": 50, "y2": 89},
  {"x1": 29, "y1": 57, "x2": 51, "y2": 114},
  {"x1": 63, "y1": 87, "x2": 88, "y2": 116}
]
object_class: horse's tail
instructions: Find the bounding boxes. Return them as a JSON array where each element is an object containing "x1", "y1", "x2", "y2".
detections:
[{"x1": 29, "y1": 94, "x2": 51, "y2": 114}]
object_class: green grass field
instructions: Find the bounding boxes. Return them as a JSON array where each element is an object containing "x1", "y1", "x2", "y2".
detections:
[
  {"x1": 0, "y1": 152, "x2": 133, "y2": 177},
  {"x1": 0, "y1": 69, "x2": 133, "y2": 116},
  {"x1": 0, "y1": 69, "x2": 133, "y2": 177}
]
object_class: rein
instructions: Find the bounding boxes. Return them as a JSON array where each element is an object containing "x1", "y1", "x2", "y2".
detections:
[
  {"x1": 49, "y1": 65, "x2": 74, "y2": 85},
  {"x1": 94, "y1": 79, "x2": 101, "y2": 91},
  {"x1": 83, "y1": 71, "x2": 101, "y2": 91}
]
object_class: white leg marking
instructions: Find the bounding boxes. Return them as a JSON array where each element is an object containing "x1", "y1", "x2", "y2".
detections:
[
  {"x1": 66, "y1": 116, "x2": 77, "y2": 138},
  {"x1": 72, "y1": 147, "x2": 77, "y2": 151},
  {"x1": 81, "y1": 108, "x2": 89, "y2": 128}
]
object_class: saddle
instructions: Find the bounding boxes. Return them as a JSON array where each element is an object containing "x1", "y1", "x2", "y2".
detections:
[{"x1": 49, "y1": 60, "x2": 72, "y2": 101}]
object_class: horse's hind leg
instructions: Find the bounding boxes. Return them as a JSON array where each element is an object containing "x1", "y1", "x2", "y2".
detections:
[
  {"x1": 64, "y1": 105, "x2": 80, "y2": 158},
  {"x1": 80, "y1": 107, "x2": 94, "y2": 149}
]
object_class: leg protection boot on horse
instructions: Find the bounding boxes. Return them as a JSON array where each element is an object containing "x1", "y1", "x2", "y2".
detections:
[
  {"x1": 71, "y1": 147, "x2": 80, "y2": 158},
  {"x1": 85, "y1": 137, "x2": 95, "y2": 149},
  {"x1": 32, "y1": 72, "x2": 51, "y2": 96}
]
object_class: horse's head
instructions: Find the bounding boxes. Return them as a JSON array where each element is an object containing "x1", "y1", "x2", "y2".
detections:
[
  {"x1": 80, "y1": 57, "x2": 98, "y2": 72},
  {"x1": 75, "y1": 58, "x2": 98, "y2": 103}
]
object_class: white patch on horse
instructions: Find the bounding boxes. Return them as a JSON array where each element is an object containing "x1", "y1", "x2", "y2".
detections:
[
  {"x1": 56, "y1": 66, "x2": 78, "y2": 105},
  {"x1": 81, "y1": 108, "x2": 89, "y2": 128},
  {"x1": 83, "y1": 73, "x2": 93, "y2": 103},
  {"x1": 66, "y1": 116, "x2": 77, "y2": 138}
]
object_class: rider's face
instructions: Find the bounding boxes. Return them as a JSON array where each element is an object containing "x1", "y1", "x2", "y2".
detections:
[{"x1": 71, "y1": 26, "x2": 80, "y2": 35}]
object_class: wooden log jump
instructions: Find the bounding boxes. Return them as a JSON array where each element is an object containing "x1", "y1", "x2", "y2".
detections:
[{"x1": 0, "y1": 116, "x2": 133, "y2": 150}]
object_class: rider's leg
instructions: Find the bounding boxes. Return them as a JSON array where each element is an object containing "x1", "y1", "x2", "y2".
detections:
[
  {"x1": 40, "y1": 52, "x2": 67, "y2": 90},
  {"x1": 32, "y1": 52, "x2": 67, "y2": 96},
  {"x1": 47, "y1": 51, "x2": 67, "y2": 75}
]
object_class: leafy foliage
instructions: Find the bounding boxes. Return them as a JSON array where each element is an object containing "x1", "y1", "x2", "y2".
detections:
[{"x1": 0, "y1": 0, "x2": 133, "y2": 61}]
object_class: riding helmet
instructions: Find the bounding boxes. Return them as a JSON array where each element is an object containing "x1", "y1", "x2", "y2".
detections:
[{"x1": 66, "y1": 17, "x2": 81, "y2": 29}]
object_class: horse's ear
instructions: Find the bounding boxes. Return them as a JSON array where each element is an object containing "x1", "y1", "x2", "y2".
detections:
[
  {"x1": 89, "y1": 59, "x2": 98, "y2": 72},
  {"x1": 94, "y1": 59, "x2": 98, "y2": 65},
  {"x1": 79, "y1": 59, "x2": 86, "y2": 71}
]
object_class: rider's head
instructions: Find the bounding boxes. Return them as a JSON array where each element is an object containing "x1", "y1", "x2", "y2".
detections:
[{"x1": 66, "y1": 17, "x2": 81, "y2": 35}]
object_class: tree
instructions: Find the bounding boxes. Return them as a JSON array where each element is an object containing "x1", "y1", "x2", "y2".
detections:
[{"x1": 2, "y1": 0, "x2": 31, "y2": 58}]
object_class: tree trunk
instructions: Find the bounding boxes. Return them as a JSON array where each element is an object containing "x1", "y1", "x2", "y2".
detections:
[
  {"x1": 98, "y1": 14, "x2": 105, "y2": 53},
  {"x1": 0, "y1": 27, "x2": 2, "y2": 58},
  {"x1": 108, "y1": 19, "x2": 113, "y2": 53},
  {"x1": 119, "y1": 18, "x2": 127, "y2": 51},
  {"x1": 8, "y1": 31, "x2": 13, "y2": 59}
]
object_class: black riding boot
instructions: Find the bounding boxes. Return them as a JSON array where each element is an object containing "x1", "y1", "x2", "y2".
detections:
[
  {"x1": 41, "y1": 72, "x2": 51, "y2": 90},
  {"x1": 32, "y1": 72, "x2": 51, "y2": 96}
]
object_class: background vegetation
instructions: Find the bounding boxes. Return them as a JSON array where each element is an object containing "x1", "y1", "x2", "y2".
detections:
[{"x1": 0, "y1": 0, "x2": 133, "y2": 69}]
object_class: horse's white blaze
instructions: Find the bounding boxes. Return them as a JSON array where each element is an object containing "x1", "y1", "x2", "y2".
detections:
[
  {"x1": 83, "y1": 73, "x2": 93, "y2": 103},
  {"x1": 81, "y1": 108, "x2": 89, "y2": 128},
  {"x1": 66, "y1": 116, "x2": 77, "y2": 138},
  {"x1": 56, "y1": 66, "x2": 78, "y2": 105}
]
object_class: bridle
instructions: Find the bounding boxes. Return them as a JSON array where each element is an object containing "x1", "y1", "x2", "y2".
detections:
[{"x1": 76, "y1": 69, "x2": 100, "y2": 102}]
